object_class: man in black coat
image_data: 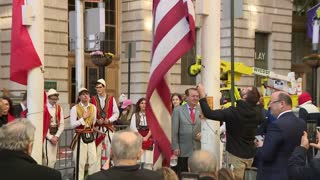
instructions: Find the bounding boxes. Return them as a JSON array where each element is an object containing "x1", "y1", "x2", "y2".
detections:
[
  {"x1": 197, "y1": 84, "x2": 263, "y2": 180},
  {"x1": 87, "y1": 130, "x2": 163, "y2": 180},
  {"x1": 11, "y1": 92, "x2": 27, "y2": 118},
  {"x1": 255, "y1": 91, "x2": 306, "y2": 180},
  {"x1": 288, "y1": 131, "x2": 320, "y2": 180},
  {"x1": 0, "y1": 118, "x2": 62, "y2": 180}
]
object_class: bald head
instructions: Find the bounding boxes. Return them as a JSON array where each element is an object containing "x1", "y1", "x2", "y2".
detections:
[
  {"x1": 268, "y1": 91, "x2": 292, "y2": 118},
  {"x1": 111, "y1": 130, "x2": 142, "y2": 162},
  {"x1": 188, "y1": 150, "x2": 217, "y2": 176}
]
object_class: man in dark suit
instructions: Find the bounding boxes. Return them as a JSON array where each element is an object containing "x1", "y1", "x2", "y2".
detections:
[
  {"x1": 255, "y1": 91, "x2": 306, "y2": 180},
  {"x1": 87, "y1": 130, "x2": 163, "y2": 180},
  {"x1": 0, "y1": 118, "x2": 62, "y2": 180},
  {"x1": 11, "y1": 92, "x2": 27, "y2": 118},
  {"x1": 172, "y1": 88, "x2": 202, "y2": 176}
]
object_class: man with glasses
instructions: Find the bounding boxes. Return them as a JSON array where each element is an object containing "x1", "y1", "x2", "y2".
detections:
[
  {"x1": 43, "y1": 88, "x2": 64, "y2": 168},
  {"x1": 91, "y1": 79, "x2": 119, "y2": 168},
  {"x1": 255, "y1": 91, "x2": 306, "y2": 180},
  {"x1": 197, "y1": 84, "x2": 263, "y2": 180}
]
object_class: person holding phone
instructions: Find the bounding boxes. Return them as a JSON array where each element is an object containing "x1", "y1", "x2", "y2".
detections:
[
  {"x1": 255, "y1": 91, "x2": 306, "y2": 180},
  {"x1": 288, "y1": 131, "x2": 320, "y2": 180}
]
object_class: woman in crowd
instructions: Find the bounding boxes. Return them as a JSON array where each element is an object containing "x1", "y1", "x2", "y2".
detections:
[
  {"x1": 0, "y1": 96, "x2": 15, "y2": 127},
  {"x1": 171, "y1": 93, "x2": 183, "y2": 111},
  {"x1": 118, "y1": 99, "x2": 135, "y2": 128},
  {"x1": 130, "y1": 97, "x2": 153, "y2": 170}
]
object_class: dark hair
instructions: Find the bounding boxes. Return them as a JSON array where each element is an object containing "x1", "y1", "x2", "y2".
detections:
[
  {"x1": 22, "y1": 92, "x2": 27, "y2": 101},
  {"x1": 185, "y1": 88, "x2": 198, "y2": 96},
  {"x1": 136, "y1": 97, "x2": 146, "y2": 112},
  {"x1": 278, "y1": 92, "x2": 292, "y2": 106},
  {"x1": 95, "y1": 82, "x2": 105, "y2": 87},
  {"x1": 246, "y1": 86, "x2": 260, "y2": 106},
  {"x1": 171, "y1": 93, "x2": 183, "y2": 110},
  {"x1": 1, "y1": 96, "x2": 14, "y2": 115}
]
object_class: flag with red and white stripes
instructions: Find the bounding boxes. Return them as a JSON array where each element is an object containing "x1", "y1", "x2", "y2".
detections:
[{"x1": 146, "y1": 0, "x2": 195, "y2": 166}]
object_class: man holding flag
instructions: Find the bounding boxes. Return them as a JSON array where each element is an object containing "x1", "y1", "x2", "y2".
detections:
[{"x1": 145, "y1": 0, "x2": 196, "y2": 167}]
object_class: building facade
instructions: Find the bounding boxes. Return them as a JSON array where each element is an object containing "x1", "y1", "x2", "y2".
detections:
[{"x1": 0, "y1": 0, "x2": 318, "y2": 109}]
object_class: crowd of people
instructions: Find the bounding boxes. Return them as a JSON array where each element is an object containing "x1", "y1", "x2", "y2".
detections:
[{"x1": 1, "y1": 81, "x2": 320, "y2": 180}]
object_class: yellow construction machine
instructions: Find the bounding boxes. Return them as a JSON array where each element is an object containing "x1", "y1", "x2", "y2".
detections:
[{"x1": 189, "y1": 57, "x2": 302, "y2": 108}]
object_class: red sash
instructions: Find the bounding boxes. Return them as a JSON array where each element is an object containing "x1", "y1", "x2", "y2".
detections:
[{"x1": 91, "y1": 95, "x2": 114, "y2": 146}]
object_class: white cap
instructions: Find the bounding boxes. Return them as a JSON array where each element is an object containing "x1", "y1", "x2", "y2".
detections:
[
  {"x1": 47, "y1": 89, "x2": 59, "y2": 97},
  {"x1": 97, "y1": 79, "x2": 106, "y2": 87},
  {"x1": 78, "y1": 87, "x2": 89, "y2": 94},
  {"x1": 118, "y1": 94, "x2": 127, "y2": 103}
]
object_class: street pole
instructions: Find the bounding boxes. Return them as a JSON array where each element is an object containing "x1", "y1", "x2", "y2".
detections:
[
  {"x1": 197, "y1": 0, "x2": 221, "y2": 167},
  {"x1": 75, "y1": 0, "x2": 85, "y2": 99},
  {"x1": 27, "y1": 0, "x2": 44, "y2": 163},
  {"x1": 128, "y1": 42, "x2": 131, "y2": 98},
  {"x1": 230, "y1": 0, "x2": 235, "y2": 107}
]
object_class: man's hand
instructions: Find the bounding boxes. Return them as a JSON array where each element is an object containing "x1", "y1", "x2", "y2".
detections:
[
  {"x1": 300, "y1": 131, "x2": 310, "y2": 150},
  {"x1": 196, "y1": 132, "x2": 201, "y2": 141},
  {"x1": 142, "y1": 136, "x2": 148, "y2": 142},
  {"x1": 174, "y1": 149, "x2": 180, "y2": 156},
  {"x1": 101, "y1": 158, "x2": 110, "y2": 170},
  {"x1": 255, "y1": 139, "x2": 264, "y2": 148},
  {"x1": 197, "y1": 83, "x2": 206, "y2": 98},
  {"x1": 310, "y1": 130, "x2": 320, "y2": 150},
  {"x1": 97, "y1": 118, "x2": 103, "y2": 125},
  {"x1": 104, "y1": 118, "x2": 110, "y2": 124},
  {"x1": 50, "y1": 136, "x2": 59, "y2": 145},
  {"x1": 83, "y1": 111, "x2": 91, "y2": 119}
]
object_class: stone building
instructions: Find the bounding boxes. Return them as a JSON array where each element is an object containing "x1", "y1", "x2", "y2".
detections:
[{"x1": 0, "y1": 0, "x2": 318, "y2": 109}]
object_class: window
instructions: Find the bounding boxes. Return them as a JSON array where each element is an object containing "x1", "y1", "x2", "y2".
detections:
[
  {"x1": 181, "y1": 46, "x2": 196, "y2": 85},
  {"x1": 254, "y1": 32, "x2": 269, "y2": 87}
]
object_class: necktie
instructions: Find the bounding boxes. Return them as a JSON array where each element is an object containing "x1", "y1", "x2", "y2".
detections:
[{"x1": 190, "y1": 107, "x2": 195, "y2": 123}]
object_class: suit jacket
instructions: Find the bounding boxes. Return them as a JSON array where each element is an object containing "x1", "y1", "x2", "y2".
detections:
[
  {"x1": 172, "y1": 104, "x2": 201, "y2": 157},
  {"x1": 256, "y1": 111, "x2": 306, "y2": 180},
  {"x1": 0, "y1": 149, "x2": 62, "y2": 180},
  {"x1": 288, "y1": 146, "x2": 320, "y2": 180},
  {"x1": 87, "y1": 164, "x2": 163, "y2": 180}
]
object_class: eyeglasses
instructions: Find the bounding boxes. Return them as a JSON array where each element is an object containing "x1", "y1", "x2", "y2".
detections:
[{"x1": 269, "y1": 100, "x2": 282, "y2": 105}]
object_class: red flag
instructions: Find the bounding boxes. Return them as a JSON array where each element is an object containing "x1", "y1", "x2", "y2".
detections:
[
  {"x1": 10, "y1": 0, "x2": 42, "y2": 85},
  {"x1": 146, "y1": 0, "x2": 195, "y2": 166}
]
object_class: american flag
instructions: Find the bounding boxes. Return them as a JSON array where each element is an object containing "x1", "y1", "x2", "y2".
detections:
[{"x1": 146, "y1": 0, "x2": 195, "y2": 166}]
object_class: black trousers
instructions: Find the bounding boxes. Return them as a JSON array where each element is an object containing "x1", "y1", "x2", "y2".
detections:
[{"x1": 172, "y1": 157, "x2": 188, "y2": 178}]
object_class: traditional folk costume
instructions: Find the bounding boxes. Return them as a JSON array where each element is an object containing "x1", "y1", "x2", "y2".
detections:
[
  {"x1": 43, "y1": 102, "x2": 64, "y2": 168},
  {"x1": 70, "y1": 102, "x2": 99, "y2": 180},
  {"x1": 91, "y1": 94, "x2": 119, "y2": 168},
  {"x1": 130, "y1": 112, "x2": 154, "y2": 170}
]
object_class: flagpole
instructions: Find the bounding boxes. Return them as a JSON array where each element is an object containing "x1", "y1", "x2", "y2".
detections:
[
  {"x1": 75, "y1": 0, "x2": 85, "y2": 99},
  {"x1": 26, "y1": 0, "x2": 44, "y2": 163},
  {"x1": 196, "y1": 0, "x2": 222, "y2": 167}
]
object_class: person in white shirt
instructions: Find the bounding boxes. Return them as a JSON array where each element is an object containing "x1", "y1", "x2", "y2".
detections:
[
  {"x1": 91, "y1": 79, "x2": 119, "y2": 168},
  {"x1": 130, "y1": 97, "x2": 153, "y2": 170},
  {"x1": 43, "y1": 89, "x2": 64, "y2": 168},
  {"x1": 70, "y1": 88, "x2": 99, "y2": 180}
]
